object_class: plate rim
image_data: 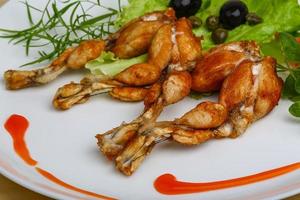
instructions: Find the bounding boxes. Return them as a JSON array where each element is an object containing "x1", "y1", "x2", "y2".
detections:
[
  {"x1": 1, "y1": 0, "x2": 300, "y2": 199},
  {"x1": 0, "y1": 165, "x2": 82, "y2": 200},
  {"x1": 1, "y1": 164, "x2": 300, "y2": 200}
]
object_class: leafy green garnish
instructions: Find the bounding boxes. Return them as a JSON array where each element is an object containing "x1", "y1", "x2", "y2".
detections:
[
  {"x1": 189, "y1": 91, "x2": 214, "y2": 100},
  {"x1": 0, "y1": 0, "x2": 120, "y2": 66},
  {"x1": 85, "y1": 52, "x2": 147, "y2": 76},
  {"x1": 279, "y1": 32, "x2": 300, "y2": 62},
  {"x1": 289, "y1": 102, "x2": 300, "y2": 117},
  {"x1": 117, "y1": 0, "x2": 300, "y2": 50},
  {"x1": 115, "y1": 0, "x2": 167, "y2": 28},
  {"x1": 282, "y1": 74, "x2": 299, "y2": 99},
  {"x1": 262, "y1": 32, "x2": 300, "y2": 118}
]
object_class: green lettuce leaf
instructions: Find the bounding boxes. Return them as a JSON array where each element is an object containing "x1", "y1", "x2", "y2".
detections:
[
  {"x1": 116, "y1": 0, "x2": 300, "y2": 49},
  {"x1": 289, "y1": 102, "x2": 300, "y2": 117},
  {"x1": 115, "y1": 0, "x2": 168, "y2": 27},
  {"x1": 86, "y1": 52, "x2": 147, "y2": 76}
]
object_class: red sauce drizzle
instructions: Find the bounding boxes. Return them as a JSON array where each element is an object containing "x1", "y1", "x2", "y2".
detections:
[
  {"x1": 5, "y1": 114, "x2": 299, "y2": 198},
  {"x1": 154, "y1": 162, "x2": 300, "y2": 195},
  {"x1": 35, "y1": 167, "x2": 115, "y2": 200},
  {"x1": 4, "y1": 114, "x2": 37, "y2": 166},
  {"x1": 4, "y1": 114, "x2": 115, "y2": 200}
]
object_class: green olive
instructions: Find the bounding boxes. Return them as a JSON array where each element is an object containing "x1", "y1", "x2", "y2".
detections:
[
  {"x1": 206, "y1": 15, "x2": 220, "y2": 31},
  {"x1": 189, "y1": 16, "x2": 202, "y2": 28},
  {"x1": 246, "y1": 13, "x2": 263, "y2": 26},
  {"x1": 211, "y1": 28, "x2": 228, "y2": 44}
]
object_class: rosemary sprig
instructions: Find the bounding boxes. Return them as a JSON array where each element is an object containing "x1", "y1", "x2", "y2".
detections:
[{"x1": 0, "y1": 0, "x2": 120, "y2": 66}]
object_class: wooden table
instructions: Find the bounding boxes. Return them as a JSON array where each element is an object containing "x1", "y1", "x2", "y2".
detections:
[{"x1": 0, "y1": 0, "x2": 299, "y2": 199}]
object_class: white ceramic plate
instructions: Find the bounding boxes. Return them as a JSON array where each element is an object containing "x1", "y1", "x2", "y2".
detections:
[{"x1": 1, "y1": 1, "x2": 300, "y2": 200}]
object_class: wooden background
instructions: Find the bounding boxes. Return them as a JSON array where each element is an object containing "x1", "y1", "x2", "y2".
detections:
[{"x1": 0, "y1": 0, "x2": 299, "y2": 199}]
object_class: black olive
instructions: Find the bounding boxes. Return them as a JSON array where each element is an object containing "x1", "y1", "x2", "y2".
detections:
[
  {"x1": 169, "y1": 0, "x2": 202, "y2": 18},
  {"x1": 189, "y1": 16, "x2": 202, "y2": 28},
  {"x1": 211, "y1": 28, "x2": 228, "y2": 44},
  {"x1": 206, "y1": 15, "x2": 220, "y2": 31},
  {"x1": 246, "y1": 13, "x2": 263, "y2": 26},
  {"x1": 220, "y1": 0, "x2": 248, "y2": 30}
]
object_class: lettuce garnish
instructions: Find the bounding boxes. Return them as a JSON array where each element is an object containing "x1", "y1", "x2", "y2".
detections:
[
  {"x1": 86, "y1": 52, "x2": 147, "y2": 76},
  {"x1": 116, "y1": 0, "x2": 300, "y2": 49}
]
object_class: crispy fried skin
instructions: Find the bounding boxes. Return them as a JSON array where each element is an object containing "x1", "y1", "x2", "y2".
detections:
[
  {"x1": 113, "y1": 55, "x2": 283, "y2": 176},
  {"x1": 143, "y1": 82, "x2": 162, "y2": 110},
  {"x1": 53, "y1": 79, "x2": 123, "y2": 110},
  {"x1": 4, "y1": 48, "x2": 74, "y2": 90},
  {"x1": 114, "y1": 24, "x2": 173, "y2": 86},
  {"x1": 67, "y1": 40, "x2": 105, "y2": 69},
  {"x1": 175, "y1": 101, "x2": 227, "y2": 129},
  {"x1": 4, "y1": 40, "x2": 105, "y2": 90},
  {"x1": 4, "y1": 9, "x2": 176, "y2": 90},
  {"x1": 148, "y1": 24, "x2": 174, "y2": 70},
  {"x1": 53, "y1": 23, "x2": 174, "y2": 110},
  {"x1": 111, "y1": 9, "x2": 175, "y2": 59},
  {"x1": 110, "y1": 87, "x2": 149, "y2": 102},
  {"x1": 175, "y1": 18, "x2": 202, "y2": 70},
  {"x1": 114, "y1": 63, "x2": 161, "y2": 86},
  {"x1": 172, "y1": 129, "x2": 214, "y2": 145},
  {"x1": 114, "y1": 102, "x2": 226, "y2": 175},
  {"x1": 162, "y1": 71, "x2": 192, "y2": 105},
  {"x1": 217, "y1": 57, "x2": 283, "y2": 138},
  {"x1": 97, "y1": 18, "x2": 201, "y2": 162},
  {"x1": 219, "y1": 60, "x2": 254, "y2": 111},
  {"x1": 254, "y1": 57, "x2": 283, "y2": 120},
  {"x1": 191, "y1": 41, "x2": 260, "y2": 92}
]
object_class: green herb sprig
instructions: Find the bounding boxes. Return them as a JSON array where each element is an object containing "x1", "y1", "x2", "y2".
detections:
[
  {"x1": 262, "y1": 32, "x2": 300, "y2": 118},
  {"x1": 0, "y1": 0, "x2": 120, "y2": 66},
  {"x1": 189, "y1": 91, "x2": 214, "y2": 100}
]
